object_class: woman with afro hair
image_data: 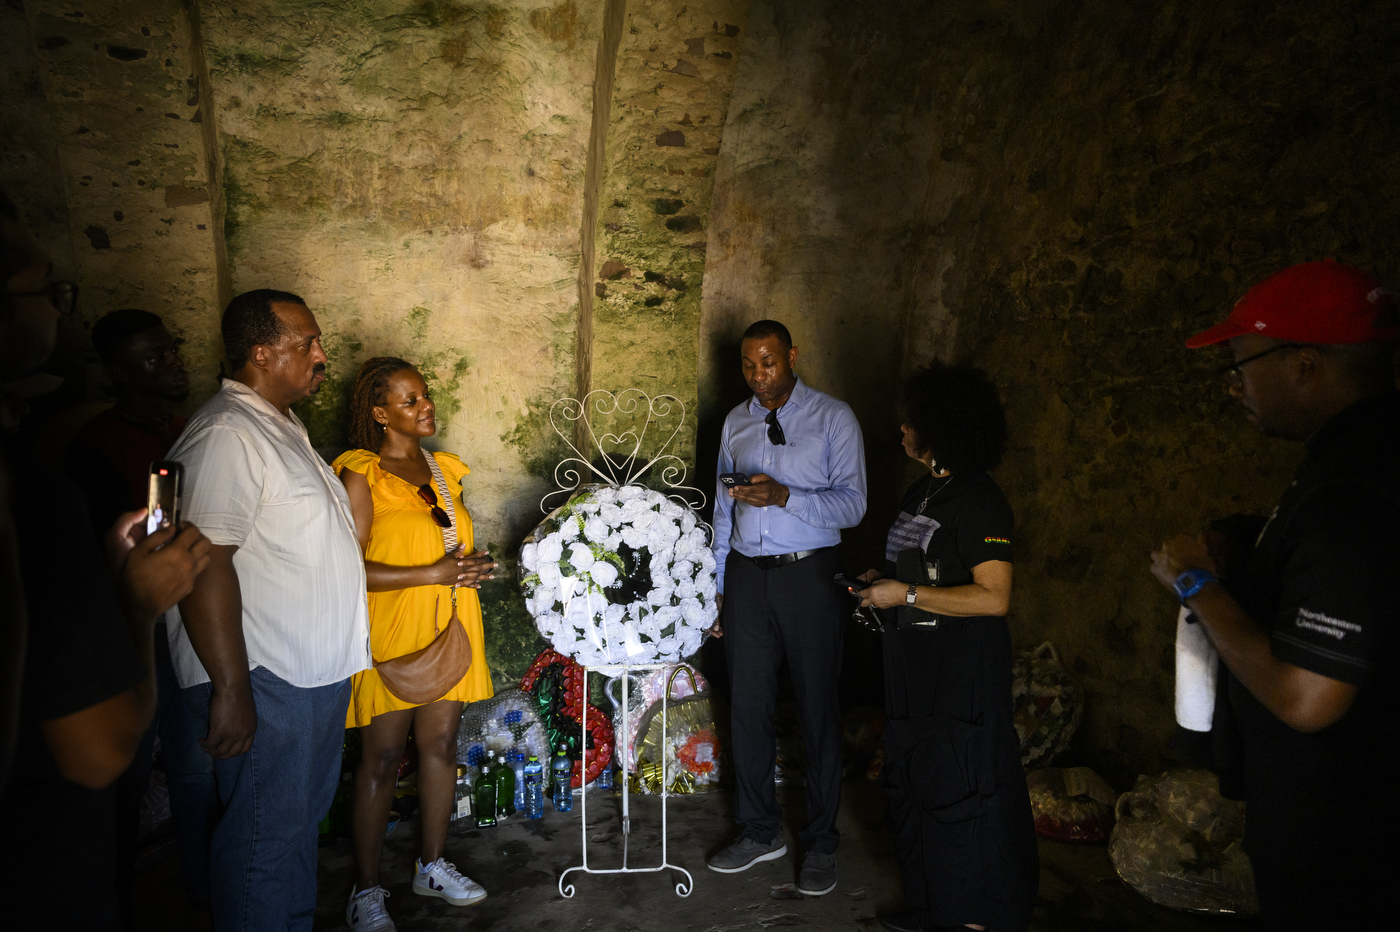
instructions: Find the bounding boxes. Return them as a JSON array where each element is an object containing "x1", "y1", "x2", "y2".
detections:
[{"x1": 856, "y1": 362, "x2": 1038, "y2": 932}]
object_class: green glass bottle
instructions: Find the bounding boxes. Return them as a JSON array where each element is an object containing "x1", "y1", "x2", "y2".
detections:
[
  {"x1": 475, "y1": 764, "x2": 497, "y2": 828},
  {"x1": 494, "y1": 753, "x2": 517, "y2": 817}
]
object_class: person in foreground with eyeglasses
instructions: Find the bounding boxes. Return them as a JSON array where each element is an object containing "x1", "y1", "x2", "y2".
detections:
[
  {"x1": 332, "y1": 356, "x2": 496, "y2": 931},
  {"x1": 1150, "y1": 261, "x2": 1399, "y2": 931},
  {"x1": 168, "y1": 289, "x2": 375, "y2": 931},
  {"x1": 707, "y1": 319, "x2": 867, "y2": 896}
]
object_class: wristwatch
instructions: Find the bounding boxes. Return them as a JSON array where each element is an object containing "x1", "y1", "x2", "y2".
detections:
[
  {"x1": 1173, "y1": 569, "x2": 1219, "y2": 606},
  {"x1": 905, "y1": 583, "x2": 919, "y2": 606}
]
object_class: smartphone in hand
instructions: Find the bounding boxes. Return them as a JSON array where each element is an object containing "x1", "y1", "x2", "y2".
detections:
[
  {"x1": 719, "y1": 472, "x2": 752, "y2": 488},
  {"x1": 833, "y1": 573, "x2": 863, "y2": 596},
  {"x1": 146, "y1": 460, "x2": 184, "y2": 536}
]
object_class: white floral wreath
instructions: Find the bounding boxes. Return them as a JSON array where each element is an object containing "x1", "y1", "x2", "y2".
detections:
[{"x1": 520, "y1": 484, "x2": 718, "y2": 666}]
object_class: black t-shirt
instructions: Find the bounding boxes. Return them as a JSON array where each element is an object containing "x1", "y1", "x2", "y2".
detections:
[
  {"x1": 885, "y1": 471, "x2": 1014, "y2": 623},
  {"x1": 1234, "y1": 393, "x2": 1400, "y2": 872},
  {"x1": 0, "y1": 435, "x2": 144, "y2": 928}
]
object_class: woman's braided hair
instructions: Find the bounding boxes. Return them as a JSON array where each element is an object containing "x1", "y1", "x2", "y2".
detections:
[{"x1": 347, "y1": 356, "x2": 416, "y2": 453}]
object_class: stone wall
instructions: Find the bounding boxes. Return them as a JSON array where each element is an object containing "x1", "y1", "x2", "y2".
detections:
[
  {"x1": 953, "y1": 0, "x2": 1400, "y2": 784},
  {"x1": 199, "y1": 0, "x2": 604, "y2": 552},
  {"x1": 6, "y1": 0, "x2": 223, "y2": 402},
  {"x1": 701, "y1": 0, "x2": 1400, "y2": 785},
  {"x1": 7, "y1": 0, "x2": 1400, "y2": 778},
  {"x1": 587, "y1": 1, "x2": 749, "y2": 471}
]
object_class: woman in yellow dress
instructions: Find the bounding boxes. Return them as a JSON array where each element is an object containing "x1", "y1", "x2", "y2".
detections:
[{"x1": 334, "y1": 357, "x2": 496, "y2": 932}]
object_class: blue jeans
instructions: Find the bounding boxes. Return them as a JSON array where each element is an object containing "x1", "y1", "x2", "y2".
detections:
[
  {"x1": 157, "y1": 656, "x2": 218, "y2": 904},
  {"x1": 186, "y1": 667, "x2": 350, "y2": 932}
]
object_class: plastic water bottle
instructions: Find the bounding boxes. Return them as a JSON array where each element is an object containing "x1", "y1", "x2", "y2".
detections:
[
  {"x1": 510, "y1": 750, "x2": 527, "y2": 814},
  {"x1": 494, "y1": 753, "x2": 516, "y2": 817},
  {"x1": 523, "y1": 755, "x2": 545, "y2": 819},
  {"x1": 475, "y1": 764, "x2": 497, "y2": 828},
  {"x1": 552, "y1": 743, "x2": 573, "y2": 812}
]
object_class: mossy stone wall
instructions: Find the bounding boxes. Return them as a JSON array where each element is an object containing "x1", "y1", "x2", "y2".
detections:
[
  {"x1": 8, "y1": 0, "x2": 1400, "y2": 776},
  {"x1": 588, "y1": 1, "x2": 749, "y2": 472},
  {"x1": 200, "y1": 0, "x2": 603, "y2": 555}
]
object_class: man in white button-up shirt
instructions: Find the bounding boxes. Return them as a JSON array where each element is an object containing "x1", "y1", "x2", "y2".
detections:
[{"x1": 169, "y1": 290, "x2": 371, "y2": 931}]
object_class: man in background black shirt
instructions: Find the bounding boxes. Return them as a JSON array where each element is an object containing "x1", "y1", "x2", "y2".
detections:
[
  {"x1": 67, "y1": 308, "x2": 219, "y2": 919},
  {"x1": 1151, "y1": 261, "x2": 1399, "y2": 930},
  {"x1": 0, "y1": 190, "x2": 211, "y2": 929}
]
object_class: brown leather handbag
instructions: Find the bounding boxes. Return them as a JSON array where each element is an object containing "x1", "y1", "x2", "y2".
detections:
[{"x1": 373, "y1": 453, "x2": 474, "y2": 705}]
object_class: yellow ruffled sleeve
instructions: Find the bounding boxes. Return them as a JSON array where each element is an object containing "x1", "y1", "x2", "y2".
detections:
[
  {"x1": 431, "y1": 451, "x2": 470, "y2": 485},
  {"x1": 332, "y1": 448, "x2": 382, "y2": 487}
]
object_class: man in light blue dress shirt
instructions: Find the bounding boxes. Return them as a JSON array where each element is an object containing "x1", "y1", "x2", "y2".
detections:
[{"x1": 706, "y1": 320, "x2": 866, "y2": 895}]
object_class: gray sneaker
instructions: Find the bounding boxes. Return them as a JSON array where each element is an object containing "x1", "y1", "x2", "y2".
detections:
[
  {"x1": 707, "y1": 835, "x2": 788, "y2": 873},
  {"x1": 798, "y1": 851, "x2": 837, "y2": 895}
]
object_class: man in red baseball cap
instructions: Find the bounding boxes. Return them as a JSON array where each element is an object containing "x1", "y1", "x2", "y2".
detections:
[{"x1": 1150, "y1": 260, "x2": 1398, "y2": 930}]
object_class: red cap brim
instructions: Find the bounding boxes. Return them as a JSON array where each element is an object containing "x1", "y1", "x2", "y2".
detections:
[{"x1": 1185, "y1": 319, "x2": 1249, "y2": 348}]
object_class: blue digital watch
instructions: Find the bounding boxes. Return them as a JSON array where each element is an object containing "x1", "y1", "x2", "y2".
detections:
[{"x1": 1173, "y1": 569, "x2": 1219, "y2": 605}]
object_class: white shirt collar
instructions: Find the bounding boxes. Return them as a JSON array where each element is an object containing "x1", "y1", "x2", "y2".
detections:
[{"x1": 220, "y1": 378, "x2": 308, "y2": 436}]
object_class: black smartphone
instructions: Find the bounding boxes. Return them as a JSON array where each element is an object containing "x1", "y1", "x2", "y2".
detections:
[
  {"x1": 146, "y1": 460, "x2": 184, "y2": 536},
  {"x1": 833, "y1": 573, "x2": 863, "y2": 596},
  {"x1": 719, "y1": 472, "x2": 752, "y2": 487}
]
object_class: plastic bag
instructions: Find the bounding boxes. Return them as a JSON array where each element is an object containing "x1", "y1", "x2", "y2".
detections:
[
  {"x1": 630, "y1": 667, "x2": 722, "y2": 795},
  {"x1": 1027, "y1": 766, "x2": 1116, "y2": 842},
  {"x1": 1012, "y1": 641, "x2": 1082, "y2": 768},
  {"x1": 605, "y1": 663, "x2": 709, "y2": 771},
  {"x1": 1109, "y1": 769, "x2": 1257, "y2": 915},
  {"x1": 456, "y1": 688, "x2": 551, "y2": 766}
]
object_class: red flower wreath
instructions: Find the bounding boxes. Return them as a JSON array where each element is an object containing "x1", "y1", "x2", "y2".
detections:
[{"x1": 521, "y1": 649, "x2": 615, "y2": 787}]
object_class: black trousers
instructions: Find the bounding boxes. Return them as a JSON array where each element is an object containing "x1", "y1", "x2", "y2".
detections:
[{"x1": 723, "y1": 547, "x2": 845, "y2": 854}]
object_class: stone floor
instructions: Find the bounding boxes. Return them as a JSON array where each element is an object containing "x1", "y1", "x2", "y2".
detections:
[{"x1": 133, "y1": 777, "x2": 1261, "y2": 931}]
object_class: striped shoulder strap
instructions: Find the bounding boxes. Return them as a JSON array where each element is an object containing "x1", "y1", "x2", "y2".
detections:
[{"x1": 424, "y1": 452, "x2": 459, "y2": 556}]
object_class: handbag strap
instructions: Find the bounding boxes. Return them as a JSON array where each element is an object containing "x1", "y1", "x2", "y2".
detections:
[{"x1": 423, "y1": 452, "x2": 459, "y2": 558}]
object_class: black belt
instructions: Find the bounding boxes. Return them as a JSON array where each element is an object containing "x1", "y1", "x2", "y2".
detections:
[{"x1": 744, "y1": 547, "x2": 828, "y2": 570}]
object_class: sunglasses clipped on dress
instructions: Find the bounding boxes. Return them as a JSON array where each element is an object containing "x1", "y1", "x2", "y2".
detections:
[{"x1": 417, "y1": 483, "x2": 453, "y2": 528}]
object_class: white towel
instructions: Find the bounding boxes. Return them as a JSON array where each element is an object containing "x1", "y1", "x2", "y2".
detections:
[{"x1": 1175, "y1": 605, "x2": 1219, "y2": 732}]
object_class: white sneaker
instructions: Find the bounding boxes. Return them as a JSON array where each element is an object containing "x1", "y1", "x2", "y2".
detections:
[
  {"x1": 413, "y1": 857, "x2": 488, "y2": 906},
  {"x1": 346, "y1": 886, "x2": 396, "y2": 932}
]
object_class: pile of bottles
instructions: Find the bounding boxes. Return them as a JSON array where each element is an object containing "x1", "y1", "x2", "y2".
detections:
[
  {"x1": 456, "y1": 689, "x2": 550, "y2": 768},
  {"x1": 449, "y1": 742, "x2": 590, "y2": 831}
]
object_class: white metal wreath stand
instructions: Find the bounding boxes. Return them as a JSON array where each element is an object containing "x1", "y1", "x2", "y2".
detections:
[{"x1": 558, "y1": 662, "x2": 695, "y2": 898}]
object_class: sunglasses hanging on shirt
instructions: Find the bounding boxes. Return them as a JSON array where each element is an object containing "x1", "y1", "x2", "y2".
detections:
[{"x1": 765, "y1": 407, "x2": 786, "y2": 445}]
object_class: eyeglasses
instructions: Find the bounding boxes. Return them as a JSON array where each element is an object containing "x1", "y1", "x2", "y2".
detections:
[
  {"x1": 765, "y1": 408, "x2": 786, "y2": 446},
  {"x1": 417, "y1": 484, "x2": 453, "y2": 529},
  {"x1": 7, "y1": 281, "x2": 78, "y2": 316},
  {"x1": 1218, "y1": 342, "x2": 1307, "y2": 386}
]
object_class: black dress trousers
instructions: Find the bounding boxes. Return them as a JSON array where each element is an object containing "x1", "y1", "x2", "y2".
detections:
[{"x1": 722, "y1": 546, "x2": 846, "y2": 854}]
